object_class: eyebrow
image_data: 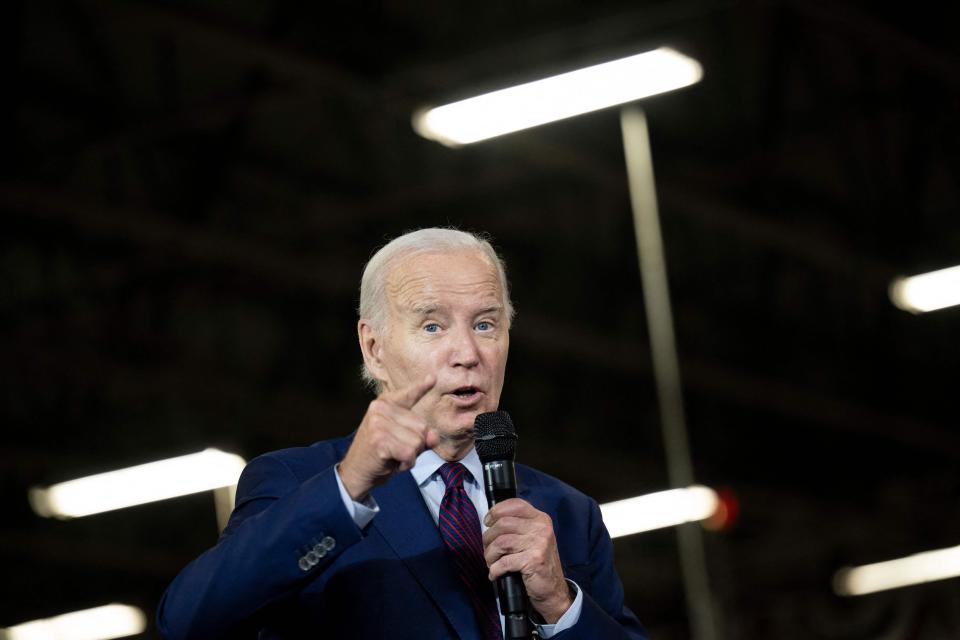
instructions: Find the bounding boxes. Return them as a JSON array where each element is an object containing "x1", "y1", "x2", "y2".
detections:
[
  {"x1": 477, "y1": 305, "x2": 503, "y2": 316},
  {"x1": 409, "y1": 304, "x2": 503, "y2": 317},
  {"x1": 411, "y1": 304, "x2": 441, "y2": 317}
]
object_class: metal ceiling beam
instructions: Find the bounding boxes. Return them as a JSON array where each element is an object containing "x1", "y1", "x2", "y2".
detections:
[
  {"x1": 0, "y1": 182, "x2": 354, "y2": 295},
  {"x1": 513, "y1": 313, "x2": 960, "y2": 459},
  {"x1": 98, "y1": 0, "x2": 375, "y2": 97},
  {"x1": 5, "y1": 182, "x2": 955, "y2": 457},
  {"x1": 786, "y1": 0, "x2": 960, "y2": 87},
  {"x1": 0, "y1": 530, "x2": 192, "y2": 578}
]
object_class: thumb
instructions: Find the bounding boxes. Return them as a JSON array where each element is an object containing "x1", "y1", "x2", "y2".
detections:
[
  {"x1": 389, "y1": 374, "x2": 436, "y2": 409},
  {"x1": 424, "y1": 427, "x2": 441, "y2": 450}
]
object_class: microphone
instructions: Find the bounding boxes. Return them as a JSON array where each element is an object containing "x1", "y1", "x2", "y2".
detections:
[{"x1": 474, "y1": 411, "x2": 534, "y2": 640}]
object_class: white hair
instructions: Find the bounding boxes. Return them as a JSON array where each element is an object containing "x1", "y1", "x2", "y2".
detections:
[{"x1": 358, "y1": 228, "x2": 514, "y2": 391}]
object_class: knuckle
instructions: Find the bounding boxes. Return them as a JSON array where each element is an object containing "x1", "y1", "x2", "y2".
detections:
[
  {"x1": 372, "y1": 415, "x2": 395, "y2": 433},
  {"x1": 369, "y1": 429, "x2": 387, "y2": 447}
]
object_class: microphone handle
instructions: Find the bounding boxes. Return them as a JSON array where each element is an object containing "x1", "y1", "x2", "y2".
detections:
[{"x1": 483, "y1": 460, "x2": 535, "y2": 640}]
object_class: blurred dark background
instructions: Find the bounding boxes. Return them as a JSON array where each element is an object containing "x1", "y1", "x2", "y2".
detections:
[{"x1": 3, "y1": 1, "x2": 960, "y2": 638}]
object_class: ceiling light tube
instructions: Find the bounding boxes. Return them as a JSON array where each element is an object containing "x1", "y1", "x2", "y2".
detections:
[
  {"x1": 600, "y1": 485, "x2": 719, "y2": 538},
  {"x1": 889, "y1": 264, "x2": 960, "y2": 313},
  {"x1": 413, "y1": 47, "x2": 703, "y2": 146},
  {"x1": 833, "y1": 544, "x2": 960, "y2": 596},
  {"x1": 1, "y1": 603, "x2": 146, "y2": 640},
  {"x1": 29, "y1": 448, "x2": 246, "y2": 519}
]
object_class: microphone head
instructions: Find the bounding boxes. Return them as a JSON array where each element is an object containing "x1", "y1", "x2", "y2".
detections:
[{"x1": 474, "y1": 411, "x2": 518, "y2": 462}]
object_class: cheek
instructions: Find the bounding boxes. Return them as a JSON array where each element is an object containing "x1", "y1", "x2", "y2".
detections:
[
  {"x1": 492, "y1": 341, "x2": 509, "y2": 371},
  {"x1": 485, "y1": 344, "x2": 509, "y2": 389},
  {"x1": 393, "y1": 347, "x2": 444, "y2": 381}
]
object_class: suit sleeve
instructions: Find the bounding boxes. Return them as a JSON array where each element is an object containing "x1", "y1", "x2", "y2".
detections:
[
  {"x1": 156, "y1": 453, "x2": 364, "y2": 639},
  {"x1": 556, "y1": 499, "x2": 648, "y2": 640}
]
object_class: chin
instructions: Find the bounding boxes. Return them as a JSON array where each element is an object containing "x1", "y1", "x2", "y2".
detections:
[
  {"x1": 434, "y1": 401, "x2": 498, "y2": 440},
  {"x1": 435, "y1": 415, "x2": 478, "y2": 441}
]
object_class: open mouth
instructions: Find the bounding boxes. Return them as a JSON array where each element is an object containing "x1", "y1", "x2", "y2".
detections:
[{"x1": 449, "y1": 386, "x2": 481, "y2": 400}]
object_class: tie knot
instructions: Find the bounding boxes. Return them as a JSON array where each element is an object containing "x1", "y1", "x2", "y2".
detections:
[{"x1": 438, "y1": 462, "x2": 471, "y2": 489}]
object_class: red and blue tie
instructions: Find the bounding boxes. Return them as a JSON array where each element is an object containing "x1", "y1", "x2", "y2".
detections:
[{"x1": 437, "y1": 462, "x2": 504, "y2": 640}]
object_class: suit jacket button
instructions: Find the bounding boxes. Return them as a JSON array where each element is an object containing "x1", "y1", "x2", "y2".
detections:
[
  {"x1": 321, "y1": 536, "x2": 336, "y2": 551},
  {"x1": 312, "y1": 543, "x2": 327, "y2": 558},
  {"x1": 298, "y1": 557, "x2": 311, "y2": 572},
  {"x1": 305, "y1": 550, "x2": 320, "y2": 565}
]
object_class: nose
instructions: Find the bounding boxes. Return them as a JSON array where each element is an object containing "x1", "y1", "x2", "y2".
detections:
[{"x1": 450, "y1": 325, "x2": 480, "y2": 368}]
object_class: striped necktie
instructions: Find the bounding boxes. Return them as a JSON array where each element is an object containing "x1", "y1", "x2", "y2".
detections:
[{"x1": 437, "y1": 462, "x2": 504, "y2": 640}]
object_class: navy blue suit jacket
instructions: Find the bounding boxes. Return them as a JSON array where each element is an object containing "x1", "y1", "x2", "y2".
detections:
[{"x1": 158, "y1": 436, "x2": 647, "y2": 639}]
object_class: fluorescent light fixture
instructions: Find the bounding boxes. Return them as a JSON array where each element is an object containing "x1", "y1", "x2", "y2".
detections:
[
  {"x1": 890, "y1": 264, "x2": 960, "y2": 313},
  {"x1": 600, "y1": 485, "x2": 719, "y2": 538},
  {"x1": 833, "y1": 544, "x2": 960, "y2": 596},
  {"x1": 413, "y1": 47, "x2": 703, "y2": 146},
  {"x1": 1, "y1": 603, "x2": 146, "y2": 640},
  {"x1": 29, "y1": 448, "x2": 246, "y2": 519}
]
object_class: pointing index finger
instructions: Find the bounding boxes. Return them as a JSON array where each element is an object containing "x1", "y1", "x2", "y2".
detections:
[{"x1": 388, "y1": 374, "x2": 436, "y2": 410}]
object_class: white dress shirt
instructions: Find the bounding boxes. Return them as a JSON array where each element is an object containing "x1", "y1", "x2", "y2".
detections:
[{"x1": 335, "y1": 447, "x2": 583, "y2": 637}]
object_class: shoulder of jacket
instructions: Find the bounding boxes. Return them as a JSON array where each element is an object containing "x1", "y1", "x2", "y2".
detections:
[{"x1": 249, "y1": 434, "x2": 355, "y2": 481}]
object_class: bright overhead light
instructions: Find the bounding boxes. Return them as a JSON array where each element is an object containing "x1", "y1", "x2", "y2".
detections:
[
  {"x1": 889, "y1": 264, "x2": 960, "y2": 313},
  {"x1": 833, "y1": 544, "x2": 960, "y2": 596},
  {"x1": 600, "y1": 485, "x2": 719, "y2": 538},
  {"x1": 29, "y1": 448, "x2": 246, "y2": 519},
  {"x1": 1, "y1": 603, "x2": 146, "y2": 640},
  {"x1": 413, "y1": 47, "x2": 703, "y2": 146}
]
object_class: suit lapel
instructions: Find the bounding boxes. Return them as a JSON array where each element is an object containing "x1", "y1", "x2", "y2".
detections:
[
  {"x1": 372, "y1": 472, "x2": 480, "y2": 640},
  {"x1": 517, "y1": 476, "x2": 531, "y2": 501}
]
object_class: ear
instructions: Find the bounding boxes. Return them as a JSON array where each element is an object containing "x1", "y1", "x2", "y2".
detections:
[{"x1": 358, "y1": 319, "x2": 388, "y2": 383}]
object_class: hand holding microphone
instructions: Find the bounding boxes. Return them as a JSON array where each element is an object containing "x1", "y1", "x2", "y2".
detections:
[{"x1": 475, "y1": 412, "x2": 573, "y2": 638}]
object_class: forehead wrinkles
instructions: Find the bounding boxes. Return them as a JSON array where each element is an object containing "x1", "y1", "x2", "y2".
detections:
[{"x1": 385, "y1": 253, "x2": 503, "y2": 313}]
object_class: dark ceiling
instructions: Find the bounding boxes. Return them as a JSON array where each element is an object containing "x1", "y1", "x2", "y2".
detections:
[{"x1": 3, "y1": 0, "x2": 960, "y2": 638}]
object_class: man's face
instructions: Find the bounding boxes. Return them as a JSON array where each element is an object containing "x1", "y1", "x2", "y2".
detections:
[{"x1": 365, "y1": 250, "x2": 510, "y2": 445}]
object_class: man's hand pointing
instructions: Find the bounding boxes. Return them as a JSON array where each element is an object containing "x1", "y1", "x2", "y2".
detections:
[{"x1": 339, "y1": 375, "x2": 438, "y2": 501}]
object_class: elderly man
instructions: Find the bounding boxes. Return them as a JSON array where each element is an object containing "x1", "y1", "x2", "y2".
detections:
[{"x1": 158, "y1": 228, "x2": 646, "y2": 639}]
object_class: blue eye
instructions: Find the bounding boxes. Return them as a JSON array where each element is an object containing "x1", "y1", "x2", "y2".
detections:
[
  {"x1": 476, "y1": 321, "x2": 492, "y2": 331},
  {"x1": 424, "y1": 323, "x2": 441, "y2": 333}
]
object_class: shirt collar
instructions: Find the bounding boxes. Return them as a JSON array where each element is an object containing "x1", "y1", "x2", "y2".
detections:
[{"x1": 411, "y1": 446, "x2": 484, "y2": 488}]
